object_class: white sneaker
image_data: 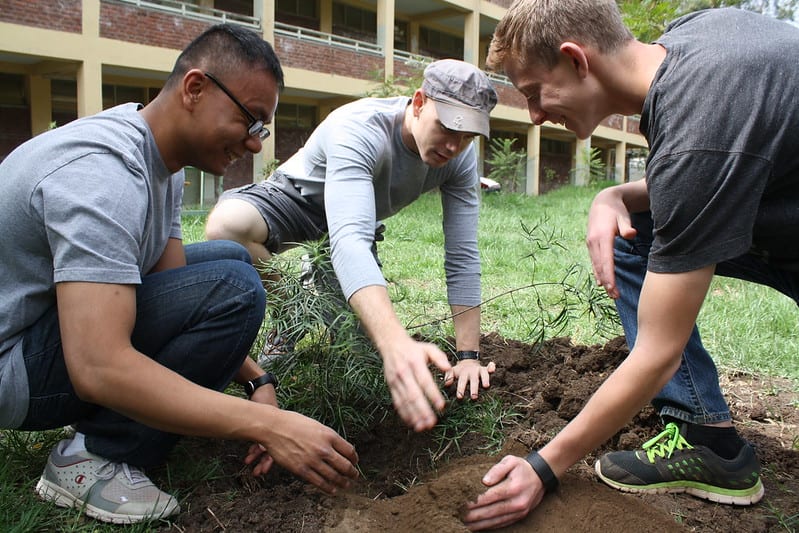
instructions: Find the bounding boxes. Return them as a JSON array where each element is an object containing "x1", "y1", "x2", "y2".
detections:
[{"x1": 35, "y1": 439, "x2": 179, "y2": 524}]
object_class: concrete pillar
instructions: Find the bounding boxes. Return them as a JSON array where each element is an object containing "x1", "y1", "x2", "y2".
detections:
[
  {"x1": 254, "y1": 0, "x2": 276, "y2": 182},
  {"x1": 29, "y1": 75, "x2": 52, "y2": 135},
  {"x1": 615, "y1": 141, "x2": 627, "y2": 183},
  {"x1": 525, "y1": 124, "x2": 541, "y2": 196},
  {"x1": 377, "y1": 0, "x2": 395, "y2": 77},
  {"x1": 77, "y1": 60, "x2": 103, "y2": 117},
  {"x1": 463, "y1": 10, "x2": 480, "y2": 65},
  {"x1": 573, "y1": 136, "x2": 591, "y2": 186},
  {"x1": 409, "y1": 21, "x2": 420, "y2": 54},
  {"x1": 319, "y1": 0, "x2": 333, "y2": 33}
]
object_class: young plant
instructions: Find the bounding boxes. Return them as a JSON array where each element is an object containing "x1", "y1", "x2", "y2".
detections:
[
  {"x1": 258, "y1": 239, "x2": 391, "y2": 440},
  {"x1": 485, "y1": 137, "x2": 527, "y2": 193}
]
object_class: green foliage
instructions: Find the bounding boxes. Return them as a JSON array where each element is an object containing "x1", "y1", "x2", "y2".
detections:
[
  {"x1": 570, "y1": 146, "x2": 606, "y2": 185},
  {"x1": 261, "y1": 157, "x2": 280, "y2": 179},
  {"x1": 619, "y1": 0, "x2": 798, "y2": 43},
  {"x1": 619, "y1": 0, "x2": 682, "y2": 42},
  {"x1": 485, "y1": 137, "x2": 526, "y2": 193},
  {"x1": 365, "y1": 68, "x2": 424, "y2": 98},
  {"x1": 257, "y1": 239, "x2": 391, "y2": 439},
  {"x1": 431, "y1": 394, "x2": 521, "y2": 458}
]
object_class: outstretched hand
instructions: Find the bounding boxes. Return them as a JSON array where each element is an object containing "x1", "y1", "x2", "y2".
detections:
[
  {"x1": 381, "y1": 336, "x2": 452, "y2": 432},
  {"x1": 444, "y1": 359, "x2": 496, "y2": 399},
  {"x1": 461, "y1": 455, "x2": 544, "y2": 531}
]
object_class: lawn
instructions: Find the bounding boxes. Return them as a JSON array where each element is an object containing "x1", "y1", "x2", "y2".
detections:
[{"x1": 2, "y1": 181, "x2": 796, "y2": 532}]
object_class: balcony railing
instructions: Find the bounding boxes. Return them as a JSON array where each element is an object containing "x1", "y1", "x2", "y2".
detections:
[
  {"x1": 274, "y1": 22, "x2": 383, "y2": 56},
  {"x1": 111, "y1": 0, "x2": 260, "y2": 29}
]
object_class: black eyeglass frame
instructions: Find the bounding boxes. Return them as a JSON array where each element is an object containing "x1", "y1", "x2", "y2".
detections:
[{"x1": 204, "y1": 72, "x2": 270, "y2": 140}]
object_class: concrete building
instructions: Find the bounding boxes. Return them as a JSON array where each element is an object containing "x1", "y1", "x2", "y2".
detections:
[{"x1": 0, "y1": 0, "x2": 647, "y2": 207}]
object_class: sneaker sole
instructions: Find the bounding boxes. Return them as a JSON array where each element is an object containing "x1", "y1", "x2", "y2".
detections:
[
  {"x1": 35, "y1": 477, "x2": 179, "y2": 524},
  {"x1": 595, "y1": 461, "x2": 765, "y2": 506}
]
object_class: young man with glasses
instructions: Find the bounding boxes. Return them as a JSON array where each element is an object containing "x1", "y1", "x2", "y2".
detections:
[
  {"x1": 0, "y1": 24, "x2": 359, "y2": 524},
  {"x1": 205, "y1": 59, "x2": 498, "y2": 432}
]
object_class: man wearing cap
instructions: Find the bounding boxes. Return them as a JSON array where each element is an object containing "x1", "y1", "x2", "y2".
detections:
[{"x1": 205, "y1": 59, "x2": 498, "y2": 432}]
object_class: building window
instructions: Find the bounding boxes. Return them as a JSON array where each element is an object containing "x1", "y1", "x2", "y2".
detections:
[
  {"x1": 183, "y1": 167, "x2": 223, "y2": 209},
  {"x1": 276, "y1": 0, "x2": 318, "y2": 29},
  {"x1": 394, "y1": 20, "x2": 409, "y2": 51},
  {"x1": 419, "y1": 27, "x2": 463, "y2": 59},
  {"x1": 275, "y1": 103, "x2": 317, "y2": 164},
  {"x1": 102, "y1": 85, "x2": 151, "y2": 109},
  {"x1": 332, "y1": 2, "x2": 377, "y2": 43},
  {"x1": 541, "y1": 138, "x2": 570, "y2": 155},
  {"x1": 213, "y1": 0, "x2": 253, "y2": 17}
]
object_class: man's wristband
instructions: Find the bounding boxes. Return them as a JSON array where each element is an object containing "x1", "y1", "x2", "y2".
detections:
[
  {"x1": 525, "y1": 450, "x2": 559, "y2": 493},
  {"x1": 455, "y1": 350, "x2": 480, "y2": 361},
  {"x1": 244, "y1": 372, "x2": 279, "y2": 398}
]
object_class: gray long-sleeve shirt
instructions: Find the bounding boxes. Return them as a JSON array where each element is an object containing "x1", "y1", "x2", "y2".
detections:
[{"x1": 278, "y1": 96, "x2": 481, "y2": 305}]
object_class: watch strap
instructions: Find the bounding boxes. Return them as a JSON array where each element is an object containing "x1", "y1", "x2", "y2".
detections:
[
  {"x1": 455, "y1": 350, "x2": 480, "y2": 361},
  {"x1": 245, "y1": 372, "x2": 279, "y2": 397},
  {"x1": 525, "y1": 450, "x2": 559, "y2": 493}
]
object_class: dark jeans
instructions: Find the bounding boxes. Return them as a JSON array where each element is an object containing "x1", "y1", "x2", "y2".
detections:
[
  {"x1": 614, "y1": 213, "x2": 799, "y2": 424},
  {"x1": 19, "y1": 240, "x2": 266, "y2": 466}
]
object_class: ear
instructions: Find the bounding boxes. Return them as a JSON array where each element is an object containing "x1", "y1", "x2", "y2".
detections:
[
  {"x1": 560, "y1": 42, "x2": 589, "y2": 78},
  {"x1": 182, "y1": 69, "x2": 206, "y2": 110},
  {"x1": 411, "y1": 89, "x2": 425, "y2": 117}
]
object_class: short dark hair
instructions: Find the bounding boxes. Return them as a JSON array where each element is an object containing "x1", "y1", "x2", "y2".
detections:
[{"x1": 165, "y1": 24, "x2": 284, "y2": 90}]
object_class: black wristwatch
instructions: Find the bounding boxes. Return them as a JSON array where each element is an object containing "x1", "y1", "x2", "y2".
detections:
[
  {"x1": 455, "y1": 350, "x2": 480, "y2": 361},
  {"x1": 525, "y1": 450, "x2": 559, "y2": 493},
  {"x1": 244, "y1": 372, "x2": 279, "y2": 398}
]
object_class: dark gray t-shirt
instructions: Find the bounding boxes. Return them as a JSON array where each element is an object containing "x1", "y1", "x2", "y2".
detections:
[
  {"x1": 0, "y1": 103, "x2": 183, "y2": 428},
  {"x1": 642, "y1": 8, "x2": 799, "y2": 272}
]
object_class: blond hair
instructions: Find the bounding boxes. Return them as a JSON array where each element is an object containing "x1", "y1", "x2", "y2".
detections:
[{"x1": 487, "y1": 0, "x2": 633, "y2": 71}]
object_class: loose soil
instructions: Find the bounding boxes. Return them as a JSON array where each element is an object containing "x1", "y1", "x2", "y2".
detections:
[{"x1": 156, "y1": 335, "x2": 799, "y2": 532}]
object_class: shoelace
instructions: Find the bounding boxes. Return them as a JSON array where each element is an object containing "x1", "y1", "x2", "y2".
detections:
[
  {"x1": 642, "y1": 422, "x2": 693, "y2": 463},
  {"x1": 95, "y1": 461, "x2": 150, "y2": 485}
]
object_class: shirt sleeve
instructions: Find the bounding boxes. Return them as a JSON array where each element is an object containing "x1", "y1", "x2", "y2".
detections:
[
  {"x1": 38, "y1": 153, "x2": 150, "y2": 285},
  {"x1": 323, "y1": 131, "x2": 387, "y2": 301},
  {"x1": 440, "y1": 146, "x2": 481, "y2": 307}
]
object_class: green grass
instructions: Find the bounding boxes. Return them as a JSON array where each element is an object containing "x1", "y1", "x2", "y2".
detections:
[
  {"x1": 3, "y1": 182, "x2": 797, "y2": 530},
  {"x1": 377, "y1": 183, "x2": 799, "y2": 382}
]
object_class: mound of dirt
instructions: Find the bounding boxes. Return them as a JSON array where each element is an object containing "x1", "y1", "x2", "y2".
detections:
[{"x1": 155, "y1": 334, "x2": 799, "y2": 532}]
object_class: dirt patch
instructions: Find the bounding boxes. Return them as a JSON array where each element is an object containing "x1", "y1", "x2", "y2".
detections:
[{"x1": 155, "y1": 335, "x2": 799, "y2": 532}]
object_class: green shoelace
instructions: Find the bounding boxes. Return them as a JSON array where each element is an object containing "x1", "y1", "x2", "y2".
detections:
[{"x1": 642, "y1": 422, "x2": 694, "y2": 463}]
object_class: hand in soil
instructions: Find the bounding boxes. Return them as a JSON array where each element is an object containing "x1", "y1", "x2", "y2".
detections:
[
  {"x1": 248, "y1": 409, "x2": 359, "y2": 494},
  {"x1": 445, "y1": 360, "x2": 497, "y2": 399},
  {"x1": 461, "y1": 455, "x2": 543, "y2": 531}
]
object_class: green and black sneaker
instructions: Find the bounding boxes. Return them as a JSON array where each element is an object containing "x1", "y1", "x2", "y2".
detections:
[{"x1": 595, "y1": 422, "x2": 764, "y2": 505}]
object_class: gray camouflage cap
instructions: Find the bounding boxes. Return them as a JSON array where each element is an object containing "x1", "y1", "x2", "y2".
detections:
[{"x1": 422, "y1": 59, "x2": 498, "y2": 138}]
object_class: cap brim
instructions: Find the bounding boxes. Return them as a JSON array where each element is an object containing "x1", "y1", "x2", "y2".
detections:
[{"x1": 429, "y1": 97, "x2": 491, "y2": 138}]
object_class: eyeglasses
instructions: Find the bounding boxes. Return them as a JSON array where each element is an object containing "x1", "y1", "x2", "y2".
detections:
[{"x1": 204, "y1": 72, "x2": 270, "y2": 140}]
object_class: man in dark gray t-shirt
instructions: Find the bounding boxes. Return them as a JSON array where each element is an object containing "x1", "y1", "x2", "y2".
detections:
[
  {"x1": 461, "y1": 3, "x2": 799, "y2": 530},
  {"x1": 0, "y1": 24, "x2": 359, "y2": 525},
  {"x1": 206, "y1": 60, "x2": 499, "y2": 432}
]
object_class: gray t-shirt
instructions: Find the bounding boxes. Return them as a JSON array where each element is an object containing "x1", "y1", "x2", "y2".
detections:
[
  {"x1": 0, "y1": 103, "x2": 183, "y2": 428},
  {"x1": 642, "y1": 8, "x2": 799, "y2": 272},
  {"x1": 277, "y1": 96, "x2": 481, "y2": 304}
]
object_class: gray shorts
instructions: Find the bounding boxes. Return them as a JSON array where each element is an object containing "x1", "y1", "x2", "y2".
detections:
[{"x1": 219, "y1": 172, "x2": 326, "y2": 253}]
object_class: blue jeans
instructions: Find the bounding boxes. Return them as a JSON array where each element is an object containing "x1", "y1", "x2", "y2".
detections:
[
  {"x1": 19, "y1": 240, "x2": 266, "y2": 467},
  {"x1": 615, "y1": 213, "x2": 799, "y2": 425}
]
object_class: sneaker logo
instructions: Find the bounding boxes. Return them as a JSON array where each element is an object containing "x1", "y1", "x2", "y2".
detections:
[{"x1": 75, "y1": 474, "x2": 86, "y2": 484}]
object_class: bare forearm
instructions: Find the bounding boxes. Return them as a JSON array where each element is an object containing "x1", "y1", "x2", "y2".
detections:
[
  {"x1": 451, "y1": 304, "x2": 480, "y2": 351},
  {"x1": 348, "y1": 285, "x2": 409, "y2": 350},
  {"x1": 539, "y1": 267, "x2": 714, "y2": 476}
]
